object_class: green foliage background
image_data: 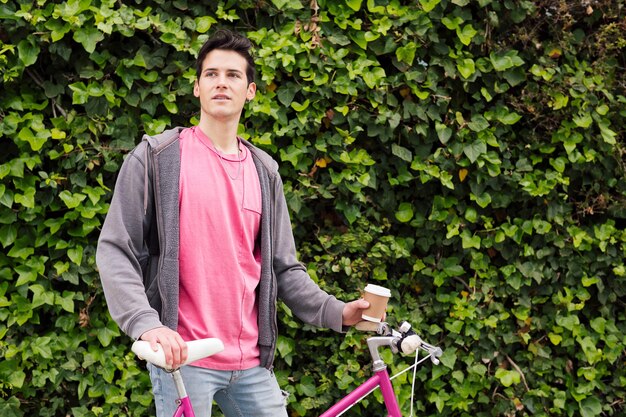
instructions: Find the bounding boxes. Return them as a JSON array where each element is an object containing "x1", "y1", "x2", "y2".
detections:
[{"x1": 1, "y1": 0, "x2": 625, "y2": 416}]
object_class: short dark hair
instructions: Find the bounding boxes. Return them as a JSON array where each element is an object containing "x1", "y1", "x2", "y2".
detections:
[{"x1": 195, "y1": 29, "x2": 256, "y2": 84}]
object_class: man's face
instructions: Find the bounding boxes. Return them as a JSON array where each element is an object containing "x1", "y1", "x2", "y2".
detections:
[{"x1": 194, "y1": 49, "x2": 256, "y2": 122}]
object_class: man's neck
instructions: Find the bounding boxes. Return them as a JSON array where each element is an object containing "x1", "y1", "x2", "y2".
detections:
[{"x1": 198, "y1": 117, "x2": 240, "y2": 154}]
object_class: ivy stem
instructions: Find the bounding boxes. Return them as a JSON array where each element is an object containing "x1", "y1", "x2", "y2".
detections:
[
  {"x1": 26, "y1": 69, "x2": 68, "y2": 118},
  {"x1": 506, "y1": 355, "x2": 530, "y2": 391}
]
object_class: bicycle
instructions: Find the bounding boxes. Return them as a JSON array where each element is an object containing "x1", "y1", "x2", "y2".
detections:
[{"x1": 132, "y1": 319, "x2": 443, "y2": 417}]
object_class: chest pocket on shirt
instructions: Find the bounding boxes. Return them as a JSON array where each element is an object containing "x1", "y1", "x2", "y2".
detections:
[
  {"x1": 243, "y1": 194, "x2": 261, "y2": 215},
  {"x1": 244, "y1": 205, "x2": 261, "y2": 216},
  {"x1": 242, "y1": 173, "x2": 262, "y2": 216}
]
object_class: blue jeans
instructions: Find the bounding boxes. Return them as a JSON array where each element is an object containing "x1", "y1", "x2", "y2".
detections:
[{"x1": 148, "y1": 364, "x2": 289, "y2": 417}]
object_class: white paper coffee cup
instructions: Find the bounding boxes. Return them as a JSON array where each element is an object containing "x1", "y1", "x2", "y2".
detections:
[{"x1": 361, "y1": 284, "x2": 391, "y2": 322}]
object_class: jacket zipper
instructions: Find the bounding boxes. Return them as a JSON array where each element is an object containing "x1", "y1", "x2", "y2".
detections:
[{"x1": 149, "y1": 141, "x2": 168, "y2": 326}]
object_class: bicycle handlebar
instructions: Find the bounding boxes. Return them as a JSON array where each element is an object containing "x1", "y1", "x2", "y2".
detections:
[{"x1": 358, "y1": 320, "x2": 443, "y2": 370}]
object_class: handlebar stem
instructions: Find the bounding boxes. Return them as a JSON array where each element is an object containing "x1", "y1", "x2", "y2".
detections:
[{"x1": 367, "y1": 337, "x2": 397, "y2": 372}]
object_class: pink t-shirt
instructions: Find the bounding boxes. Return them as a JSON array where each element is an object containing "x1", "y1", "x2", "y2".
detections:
[{"x1": 177, "y1": 126, "x2": 262, "y2": 370}]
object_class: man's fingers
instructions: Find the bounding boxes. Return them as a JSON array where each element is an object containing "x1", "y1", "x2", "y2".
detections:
[
  {"x1": 168, "y1": 335, "x2": 189, "y2": 368},
  {"x1": 178, "y1": 335, "x2": 189, "y2": 364},
  {"x1": 342, "y1": 299, "x2": 374, "y2": 326},
  {"x1": 140, "y1": 327, "x2": 188, "y2": 368},
  {"x1": 150, "y1": 340, "x2": 159, "y2": 352},
  {"x1": 170, "y1": 339, "x2": 182, "y2": 367}
]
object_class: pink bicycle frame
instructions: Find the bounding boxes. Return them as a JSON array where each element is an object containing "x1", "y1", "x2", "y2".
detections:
[
  {"x1": 320, "y1": 367, "x2": 401, "y2": 417},
  {"x1": 173, "y1": 396, "x2": 195, "y2": 417}
]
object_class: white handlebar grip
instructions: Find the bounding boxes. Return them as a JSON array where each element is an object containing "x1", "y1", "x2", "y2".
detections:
[
  {"x1": 132, "y1": 338, "x2": 224, "y2": 370},
  {"x1": 400, "y1": 335, "x2": 422, "y2": 354}
]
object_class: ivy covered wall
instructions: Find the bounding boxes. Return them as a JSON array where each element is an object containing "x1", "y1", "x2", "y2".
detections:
[{"x1": 1, "y1": 0, "x2": 625, "y2": 416}]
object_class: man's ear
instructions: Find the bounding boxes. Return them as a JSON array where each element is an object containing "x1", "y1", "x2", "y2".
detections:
[
  {"x1": 193, "y1": 80, "x2": 200, "y2": 98},
  {"x1": 246, "y1": 82, "x2": 257, "y2": 101}
]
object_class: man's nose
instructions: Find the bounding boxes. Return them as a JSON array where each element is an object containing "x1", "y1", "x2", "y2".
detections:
[{"x1": 216, "y1": 73, "x2": 228, "y2": 87}]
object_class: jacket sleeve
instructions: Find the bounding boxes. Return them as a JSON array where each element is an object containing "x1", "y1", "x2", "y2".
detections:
[
  {"x1": 96, "y1": 142, "x2": 163, "y2": 340},
  {"x1": 271, "y1": 174, "x2": 346, "y2": 332}
]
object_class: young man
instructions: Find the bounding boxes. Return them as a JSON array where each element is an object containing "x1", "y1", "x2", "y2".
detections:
[{"x1": 96, "y1": 29, "x2": 369, "y2": 416}]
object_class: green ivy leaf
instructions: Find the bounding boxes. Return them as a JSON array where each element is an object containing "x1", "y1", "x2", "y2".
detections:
[
  {"x1": 391, "y1": 144, "x2": 412, "y2": 162},
  {"x1": 490, "y1": 50, "x2": 524, "y2": 71},
  {"x1": 470, "y1": 192, "x2": 492, "y2": 208},
  {"x1": 296, "y1": 375, "x2": 317, "y2": 397},
  {"x1": 495, "y1": 368, "x2": 521, "y2": 387},
  {"x1": 0, "y1": 166, "x2": 10, "y2": 180},
  {"x1": 573, "y1": 112, "x2": 593, "y2": 128},
  {"x1": 17, "y1": 127, "x2": 47, "y2": 151},
  {"x1": 598, "y1": 119, "x2": 616, "y2": 144},
  {"x1": 419, "y1": 0, "x2": 441, "y2": 12},
  {"x1": 59, "y1": 190, "x2": 86, "y2": 209},
  {"x1": 45, "y1": 19, "x2": 71, "y2": 42},
  {"x1": 457, "y1": 24, "x2": 477, "y2": 45},
  {"x1": 395, "y1": 203, "x2": 414, "y2": 223},
  {"x1": 439, "y1": 347, "x2": 457, "y2": 369},
  {"x1": 435, "y1": 122, "x2": 452, "y2": 144},
  {"x1": 73, "y1": 26, "x2": 104, "y2": 53},
  {"x1": 17, "y1": 38, "x2": 39, "y2": 66},
  {"x1": 0, "y1": 396, "x2": 24, "y2": 417},
  {"x1": 349, "y1": 31, "x2": 368, "y2": 49},
  {"x1": 195, "y1": 16, "x2": 216, "y2": 33},
  {"x1": 463, "y1": 140, "x2": 487, "y2": 163},
  {"x1": 270, "y1": 0, "x2": 304, "y2": 10},
  {"x1": 96, "y1": 320, "x2": 120, "y2": 347},
  {"x1": 579, "y1": 396, "x2": 602, "y2": 417},
  {"x1": 276, "y1": 335, "x2": 295, "y2": 365},
  {"x1": 30, "y1": 284, "x2": 55, "y2": 308},
  {"x1": 291, "y1": 99, "x2": 310, "y2": 112},
  {"x1": 345, "y1": 0, "x2": 363, "y2": 11},
  {"x1": 461, "y1": 230, "x2": 481, "y2": 249},
  {"x1": 442, "y1": 16, "x2": 463, "y2": 30},
  {"x1": 31, "y1": 336, "x2": 53, "y2": 359},
  {"x1": 503, "y1": 67, "x2": 526, "y2": 86},
  {"x1": 468, "y1": 115, "x2": 489, "y2": 132},
  {"x1": 457, "y1": 58, "x2": 476, "y2": 79},
  {"x1": 68, "y1": 246, "x2": 84, "y2": 265},
  {"x1": 9, "y1": 246, "x2": 35, "y2": 261},
  {"x1": 396, "y1": 42, "x2": 417, "y2": 65},
  {"x1": 548, "y1": 332, "x2": 562, "y2": 345},
  {"x1": 497, "y1": 111, "x2": 522, "y2": 125},
  {"x1": 336, "y1": 201, "x2": 360, "y2": 224},
  {"x1": 0, "y1": 224, "x2": 17, "y2": 248},
  {"x1": 56, "y1": 291, "x2": 75, "y2": 313}
]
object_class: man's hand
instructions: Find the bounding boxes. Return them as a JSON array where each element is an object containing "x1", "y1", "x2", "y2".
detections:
[
  {"x1": 342, "y1": 299, "x2": 370, "y2": 326},
  {"x1": 140, "y1": 327, "x2": 188, "y2": 369}
]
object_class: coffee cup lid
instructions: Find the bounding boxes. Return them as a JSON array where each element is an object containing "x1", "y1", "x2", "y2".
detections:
[{"x1": 364, "y1": 284, "x2": 391, "y2": 297}]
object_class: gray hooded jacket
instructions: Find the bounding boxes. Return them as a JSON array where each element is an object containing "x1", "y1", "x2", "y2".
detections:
[{"x1": 96, "y1": 127, "x2": 345, "y2": 369}]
